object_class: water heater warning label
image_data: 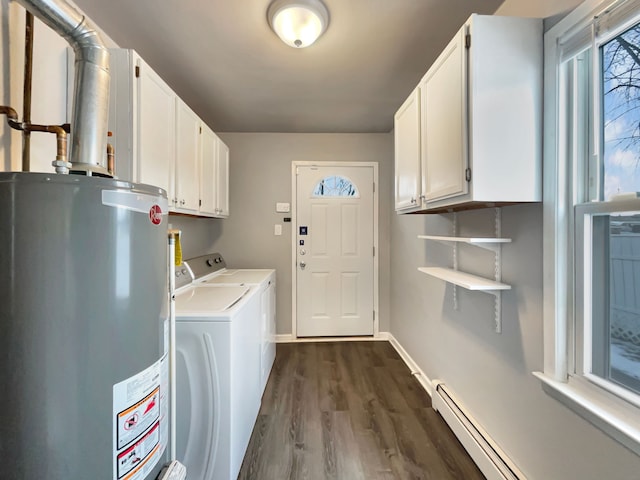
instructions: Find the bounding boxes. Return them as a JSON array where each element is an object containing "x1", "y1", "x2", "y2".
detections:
[
  {"x1": 117, "y1": 422, "x2": 160, "y2": 478},
  {"x1": 117, "y1": 387, "x2": 160, "y2": 449},
  {"x1": 113, "y1": 355, "x2": 168, "y2": 480}
]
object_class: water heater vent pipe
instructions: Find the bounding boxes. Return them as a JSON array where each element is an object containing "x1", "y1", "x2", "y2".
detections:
[{"x1": 15, "y1": 0, "x2": 110, "y2": 175}]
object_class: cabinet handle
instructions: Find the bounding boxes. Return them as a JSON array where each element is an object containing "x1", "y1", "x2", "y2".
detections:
[
  {"x1": 411, "y1": 197, "x2": 416, "y2": 204},
  {"x1": 180, "y1": 199, "x2": 185, "y2": 206}
]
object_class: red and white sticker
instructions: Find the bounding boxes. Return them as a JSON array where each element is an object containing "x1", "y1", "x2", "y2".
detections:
[
  {"x1": 149, "y1": 205, "x2": 163, "y2": 225},
  {"x1": 113, "y1": 356, "x2": 168, "y2": 480},
  {"x1": 117, "y1": 422, "x2": 160, "y2": 479},
  {"x1": 116, "y1": 387, "x2": 160, "y2": 450}
]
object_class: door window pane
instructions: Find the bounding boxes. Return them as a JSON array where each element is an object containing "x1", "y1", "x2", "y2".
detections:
[{"x1": 312, "y1": 175, "x2": 359, "y2": 197}]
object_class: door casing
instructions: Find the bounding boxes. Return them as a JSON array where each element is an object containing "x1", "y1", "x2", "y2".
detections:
[{"x1": 291, "y1": 161, "x2": 379, "y2": 339}]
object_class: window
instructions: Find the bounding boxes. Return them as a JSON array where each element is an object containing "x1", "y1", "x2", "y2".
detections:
[
  {"x1": 601, "y1": 21, "x2": 640, "y2": 200},
  {"x1": 542, "y1": 0, "x2": 640, "y2": 455},
  {"x1": 312, "y1": 175, "x2": 359, "y2": 197},
  {"x1": 576, "y1": 203, "x2": 640, "y2": 403}
]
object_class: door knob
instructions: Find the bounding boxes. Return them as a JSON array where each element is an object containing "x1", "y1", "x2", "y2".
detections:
[{"x1": 299, "y1": 260, "x2": 306, "y2": 270}]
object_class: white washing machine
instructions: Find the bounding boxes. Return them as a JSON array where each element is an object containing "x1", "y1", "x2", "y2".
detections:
[
  {"x1": 188, "y1": 253, "x2": 276, "y2": 393},
  {"x1": 174, "y1": 265, "x2": 262, "y2": 480}
]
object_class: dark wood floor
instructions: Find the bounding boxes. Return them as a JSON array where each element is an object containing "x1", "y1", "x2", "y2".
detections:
[{"x1": 238, "y1": 341, "x2": 485, "y2": 480}]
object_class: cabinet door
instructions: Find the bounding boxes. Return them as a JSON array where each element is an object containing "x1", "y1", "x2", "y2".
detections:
[
  {"x1": 421, "y1": 27, "x2": 468, "y2": 202},
  {"x1": 137, "y1": 57, "x2": 175, "y2": 198},
  {"x1": 199, "y1": 125, "x2": 217, "y2": 216},
  {"x1": 394, "y1": 87, "x2": 421, "y2": 211},
  {"x1": 215, "y1": 138, "x2": 229, "y2": 217},
  {"x1": 175, "y1": 99, "x2": 200, "y2": 213}
]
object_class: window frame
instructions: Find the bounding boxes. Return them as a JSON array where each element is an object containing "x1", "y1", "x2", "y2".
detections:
[{"x1": 540, "y1": 0, "x2": 640, "y2": 455}]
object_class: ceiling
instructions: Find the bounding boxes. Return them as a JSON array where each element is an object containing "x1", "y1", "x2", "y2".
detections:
[{"x1": 71, "y1": 0, "x2": 506, "y2": 133}]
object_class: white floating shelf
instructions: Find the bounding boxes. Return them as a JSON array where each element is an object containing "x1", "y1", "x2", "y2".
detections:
[
  {"x1": 418, "y1": 267, "x2": 511, "y2": 291},
  {"x1": 418, "y1": 235, "x2": 512, "y2": 244}
]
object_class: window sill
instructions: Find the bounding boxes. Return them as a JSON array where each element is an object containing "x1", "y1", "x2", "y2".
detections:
[{"x1": 533, "y1": 371, "x2": 640, "y2": 456}]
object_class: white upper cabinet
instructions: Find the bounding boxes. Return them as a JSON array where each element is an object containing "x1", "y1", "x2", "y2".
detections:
[
  {"x1": 108, "y1": 50, "x2": 175, "y2": 197},
  {"x1": 420, "y1": 27, "x2": 467, "y2": 203},
  {"x1": 175, "y1": 99, "x2": 201, "y2": 213},
  {"x1": 199, "y1": 125, "x2": 217, "y2": 216},
  {"x1": 395, "y1": 15, "x2": 542, "y2": 214},
  {"x1": 394, "y1": 87, "x2": 422, "y2": 212},
  {"x1": 199, "y1": 126, "x2": 229, "y2": 218},
  {"x1": 215, "y1": 138, "x2": 229, "y2": 218},
  {"x1": 104, "y1": 49, "x2": 230, "y2": 218}
]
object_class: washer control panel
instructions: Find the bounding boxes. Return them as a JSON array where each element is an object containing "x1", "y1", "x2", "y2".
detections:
[{"x1": 185, "y1": 253, "x2": 227, "y2": 281}]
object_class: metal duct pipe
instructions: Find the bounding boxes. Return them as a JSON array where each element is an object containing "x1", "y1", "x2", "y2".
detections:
[{"x1": 15, "y1": 0, "x2": 110, "y2": 175}]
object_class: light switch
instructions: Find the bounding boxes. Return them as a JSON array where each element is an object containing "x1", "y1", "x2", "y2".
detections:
[
  {"x1": 274, "y1": 224, "x2": 282, "y2": 236},
  {"x1": 276, "y1": 202, "x2": 290, "y2": 213}
]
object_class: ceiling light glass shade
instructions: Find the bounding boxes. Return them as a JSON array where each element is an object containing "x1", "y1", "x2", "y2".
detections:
[{"x1": 267, "y1": 0, "x2": 330, "y2": 48}]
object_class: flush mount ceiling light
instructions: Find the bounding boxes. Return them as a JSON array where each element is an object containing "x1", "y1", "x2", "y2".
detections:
[{"x1": 267, "y1": 0, "x2": 330, "y2": 48}]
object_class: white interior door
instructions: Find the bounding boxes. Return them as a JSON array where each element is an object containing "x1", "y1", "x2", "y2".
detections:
[{"x1": 295, "y1": 164, "x2": 374, "y2": 337}]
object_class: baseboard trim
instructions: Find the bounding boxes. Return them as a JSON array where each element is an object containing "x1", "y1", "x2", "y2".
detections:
[
  {"x1": 384, "y1": 333, "x2": 524, "y2": 480},
  {"x1": 275, "y1": 332, "x2": 433, "y2": 397},
  {"x1": 385, "y1": 332, "x2": 434, "y2": 396},
  {"x1": 432, "y1": 381, "x2": 524, "y2": 480},
  {"x1": 275, "y1": 334, "x2": 294, "y2": 343},
  {"x1": 276, "y1": 333, "x2": 388, "y2": 343}
]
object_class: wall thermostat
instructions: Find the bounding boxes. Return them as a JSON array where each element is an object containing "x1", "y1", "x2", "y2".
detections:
[{"x1": 276, "y1": 202, "x2": 290, "y2": 213}]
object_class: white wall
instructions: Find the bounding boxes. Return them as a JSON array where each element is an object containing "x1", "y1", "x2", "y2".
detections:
[
  {"x1": 4, "y1": 0, "x2": 640, "y2": 475},
  {"x1": 387, "y1": 0, "x2": 640, "y2": 478},
  {"x1": 0, "y1": 0, "x2": 117, "y2": 173},
  {"x1": 391, "y1": 205, "x2": 640, "y2": 478},
  {"x1": 0, "y1": 2, "x2": 394, "y2": 337},
  {"x1": 0, "y1": 0, "x2": 66, "y2": 172},
  {"x1": 0, "y1": 0, "x2": 23, "y2": 170},
  {"x1": 171, "y1": 132, "x2": 393, "y2": 337}
]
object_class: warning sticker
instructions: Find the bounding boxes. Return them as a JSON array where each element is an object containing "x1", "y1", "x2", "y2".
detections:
[
  {"x1": 117, "y1": 387, "x2": 160, "y2": 449},
  {"x1": 117, "y1": 422, "x2": 160, "y2": 479},
  {"x1": 113, "y1": 355, "x2": 168, "y2": 480},
  {"x1": 159, "y1": 354, "x2": 169, "y2": 455}
]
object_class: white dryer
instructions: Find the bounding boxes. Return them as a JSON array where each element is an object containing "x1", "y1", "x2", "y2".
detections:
[
  {"x1": 188, "y1": 254, "x2": 276, "y2": 393},
  {"x1": 174, "y1": 267, "x2": 261, "y2": 480}
]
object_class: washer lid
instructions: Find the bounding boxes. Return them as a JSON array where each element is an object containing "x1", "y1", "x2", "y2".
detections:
[
  {"x1": 175, "y1": 285, "x2": 251, "y2": 315},
  {"x1": 200, "y1": 269, "x2": 274, "y2": 285}
]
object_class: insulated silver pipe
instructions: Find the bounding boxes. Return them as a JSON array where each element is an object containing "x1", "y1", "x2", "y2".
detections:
[{"x1": 15, "y1": 0, "x2": 110, "y2": 175}]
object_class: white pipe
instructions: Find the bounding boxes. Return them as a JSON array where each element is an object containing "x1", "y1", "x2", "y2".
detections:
[{"x1": 168, "y1": 232, "x2": 178, "y2": 461}]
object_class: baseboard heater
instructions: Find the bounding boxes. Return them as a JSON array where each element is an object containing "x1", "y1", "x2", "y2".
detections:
[{"x1": 432, "y1": 380, "x2": 525, "y2": 480}]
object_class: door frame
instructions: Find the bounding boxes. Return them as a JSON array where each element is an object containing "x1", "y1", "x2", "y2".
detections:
[{"x1": 291, "y1": 161, "x2": 379, "y2": 339}]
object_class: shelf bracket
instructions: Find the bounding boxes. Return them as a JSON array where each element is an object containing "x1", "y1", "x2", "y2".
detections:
[
  {"x1": 493, "y1": 208, "x2": 502, "y2": 333},
  {"x1": 418, "y1": 208, "x2": 509, "y2": 333},
  {"x1": 484, "y1": 289, "x2": 502, "y2": 334},
  {"x1": 452, "y1": 212, "x2": 458, "y2": 311}
]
